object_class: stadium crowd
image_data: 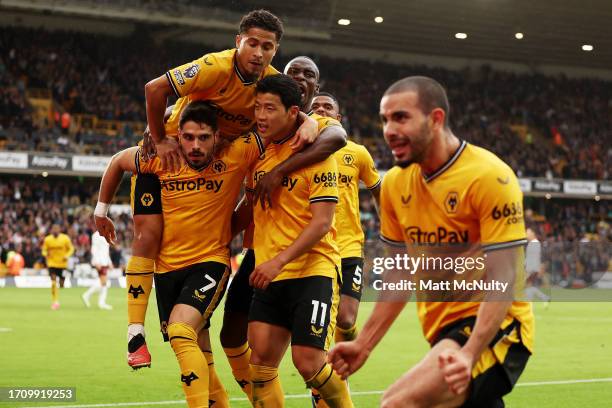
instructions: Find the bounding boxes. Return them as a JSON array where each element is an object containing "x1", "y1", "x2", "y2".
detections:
[
  {"x1": 1, "y1": 27, "x2": 610, "y2": 179},
  {"x1": 0, "y1": 177, "x2": 131, "y2": 271},
  {"x1": 0, "y1": 26, "x2": 609, "y2": 284}
]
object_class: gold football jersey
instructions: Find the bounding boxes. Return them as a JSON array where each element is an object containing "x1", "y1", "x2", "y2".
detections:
[
  {"x1": 164, "y1": 48, "x2": 279, "y2": 138},
  {"x1": 380, "y1": 141, "x2": 534, "y2": 351},
  {"x1": 247, "y1": 134, "x2": 341, "y2": 281},
  {"x1": 332, "y1": 140, "x2": 380, "y2": 258},
  {"x1": 136, "y1": 133, "x2": 264, "y2": 272}
]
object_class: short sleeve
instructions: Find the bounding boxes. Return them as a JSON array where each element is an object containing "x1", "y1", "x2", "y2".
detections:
[
  {"x1": 307, "y1": 157, "x2": 339, "y2": 204},
  {"x1": 379, "y1": 172, "x2": 405, "y2": 247},
  {"x1": 473, "y1": 170, "x2": 528, "y2": 252},
  {"x1": 358, "y1": 145, "x2": 381, "y2": 190},
  {"x1": 165, "y1": 53, "x2": 223, "y2": 98}
]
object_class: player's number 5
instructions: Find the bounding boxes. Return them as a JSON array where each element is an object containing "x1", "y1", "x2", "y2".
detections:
[{"x1": 353, "y1": 265, "x2": 362, "y2": 285}]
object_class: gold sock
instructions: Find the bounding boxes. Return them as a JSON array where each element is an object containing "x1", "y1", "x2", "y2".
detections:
[
  {"x1": 203, "y1": 351, "x2": 229, "y2": 408},
  {"x1": 335, "y1": 324, "x2": 358, "y2": 343},
  {"x1": 168, "y1": 322, "x2": 209, "y2": 408},
  {"x1": 223, "y1": 342, "x2": 253, "y2": 401},
  {"x1": 251, "y1": 364, "x2": 284, "y2": 407},
  {"x1": 306, "y1": 364, "x2": 353, "y2": 408},
  {"x1": 51, "y1": 280, "x2": 58, "y2": 302},
  {"x1": 126, "y1": 256, "x2": 154, "y2": 325}
]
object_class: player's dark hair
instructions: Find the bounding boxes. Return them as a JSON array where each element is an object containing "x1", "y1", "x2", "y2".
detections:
[
  {"x1": 239, "y1": 9, "x2": 284, "y2": 42},
  {"x1": 314, "y1": 92, "x2": 340, "y2": 110},
  {"x1": 384, "y1": 76, "x2": 450, "y2": 128},
  {"x1": 256, "y1": 74, "x2": 302, "y2": 110},
  {"x1": 179, "y1": 101, "x2": 219, "y2": 130}
]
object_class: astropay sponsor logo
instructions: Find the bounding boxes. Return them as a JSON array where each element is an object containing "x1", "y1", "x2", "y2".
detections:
[
  {"x1": 29, "y1": 154, "x2": 70, "y2": 170},
  {"x1": 0, "y1": 152, "x2": 28, "y2": 169},
  {"x1": 72, "y1": 155, "x2": 111, "y2": 173}
]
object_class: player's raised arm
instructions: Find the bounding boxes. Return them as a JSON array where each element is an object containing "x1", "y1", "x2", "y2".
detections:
[
  {"x1": 95, "y1": 146, "x2": 140, "y2": 244},
  {"x1": 145, "y1": 76, "x2": 182, "y2": 172},
  {"x1": 144, "y1": 76, "x2": 173, "y2": 144}
]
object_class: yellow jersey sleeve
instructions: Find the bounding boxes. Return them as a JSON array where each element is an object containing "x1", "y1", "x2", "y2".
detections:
[
  {"x1": 473, "y1": 170, "x2": 528, "y2": 251},
  {"x1": 165, "y1": 52, "x2": 226, "y2": 98},
  {"x1": 357, "y1": 145, "x2": 381, "y2": 189},
  {"x1": 64, "y1": 235, "x2": 75, "y2": 258},
  {"x1": 305, "y1": 157, "x2": 339, "y2": 204},
  {"x1": 309, "y1": 113, "x2": 342, "y2": 133},
  {"x1": 379, "y1": 170, "x2": 405, "y2": 247}
]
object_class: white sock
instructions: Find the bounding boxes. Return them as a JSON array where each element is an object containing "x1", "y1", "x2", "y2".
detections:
[
  {"x1": 83, "y1": 281, "x2": 101, "y2": 299},
  {"x1": 98, "y1": 284, "x2": 109, "y2": 307},
  {"x1": 127, "y1": 324, "x2": 146, "y2": 342}
]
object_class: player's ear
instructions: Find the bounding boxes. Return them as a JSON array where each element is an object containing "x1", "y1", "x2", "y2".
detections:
[
  {"x1": 235, "y1": 34, "x2": 242, "y2": 49},
  {"x1": 430, "y1": 108, "x2": 445, "y2": 130},
  {"x1": 289, "y1": 105, "x2": 300, "y2": 118},
  {"x1": 336, "y1": 113, "x2": 343, "y2": 122}
]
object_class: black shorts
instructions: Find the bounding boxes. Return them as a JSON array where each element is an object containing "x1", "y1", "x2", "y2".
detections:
[
  {"x1": 224, "y1": 249, "x2": 255, "y2": 314},
  {"x1": 131, "y1": 173, "x2": 162, "y2": 215},
  {"x1": 48, "y1": 267, "x2": 65, "y2": 278},
  {"x1": 340, "y1": 257, "x2": 364, "y2": 300},
  {"x1": 154, "y1": 262, "x2": 230, "y2": 342},
  {"x1": 434, "y1": 316, "x2": 531, "y2": 408},
  {"x1": 249, "y1": 272, "x2": 339, "y2": 351}
]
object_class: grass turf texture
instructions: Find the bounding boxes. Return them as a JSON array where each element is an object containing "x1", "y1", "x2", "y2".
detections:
[{"x1": 1, "y1": 288, "x2": 611, "y2": 407}]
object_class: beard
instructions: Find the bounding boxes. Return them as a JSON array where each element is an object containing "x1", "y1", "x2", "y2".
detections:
[
  {"x1": 185, "y1": 151, "x2": 212, "y2": 168},
  {"x1": 393, "y1": 121, "x2": 432, "y2": 168}
]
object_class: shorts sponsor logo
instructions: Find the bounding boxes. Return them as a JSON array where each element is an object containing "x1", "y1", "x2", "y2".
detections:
[
  {"x1": 193, "y1": 290, "x2": 206, "y2": 302},
  {"x1": 310, "y1": 325, "x2": 323, "y2": 336},
  {"x1": 140, "y1": 193, "x2": 154, "y2": 207}
]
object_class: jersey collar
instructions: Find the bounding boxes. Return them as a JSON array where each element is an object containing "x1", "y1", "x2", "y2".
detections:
[
  {"x1": 272, "y1": 132, "x2": 295, "y2": 145},
  {"x1": 233, "y1": 52, "x2": 256, "y2": 86},
  {"x1": 422, "y1": 139, "x2": 467, "y2": 183}
]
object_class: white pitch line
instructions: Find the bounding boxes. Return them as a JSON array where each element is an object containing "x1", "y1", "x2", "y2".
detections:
[
  {"x1": 516, "y1": 377, "x2": 612, "y2": 387},
  {"x1": 0, "y1": 327, "x2": 13, "y2": 332},
  {"x1": 23, "y1": 377, "x2": 612, "y2": 408}
]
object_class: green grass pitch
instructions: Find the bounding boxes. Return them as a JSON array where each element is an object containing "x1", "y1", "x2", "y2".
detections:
[{"x1": 1, "y1": 288, "x2": 611, "y2": 407}]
